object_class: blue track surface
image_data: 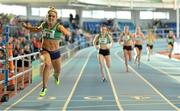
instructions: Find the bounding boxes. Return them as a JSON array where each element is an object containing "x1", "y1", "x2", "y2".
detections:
[{"x1": 1, "y1": 39, "x2": 180, "y2": 111}]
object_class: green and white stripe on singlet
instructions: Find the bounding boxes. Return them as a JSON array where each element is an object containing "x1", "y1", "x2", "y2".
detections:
[
  {"x1": 42, "y1": 22, "x2": 62, "y2": 40},
  {"x1": 98, "y1": 33, "x2": 110, "y2": 45}
]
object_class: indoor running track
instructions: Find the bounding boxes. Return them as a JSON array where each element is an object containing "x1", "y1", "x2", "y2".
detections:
[{"x1": 1, "y1": 42, "x2": 180, "y2": 111}]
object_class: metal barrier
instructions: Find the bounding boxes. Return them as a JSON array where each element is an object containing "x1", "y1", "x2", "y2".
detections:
[{"x1": 0, "y1": 51, "x2": 40, "y2": 102}]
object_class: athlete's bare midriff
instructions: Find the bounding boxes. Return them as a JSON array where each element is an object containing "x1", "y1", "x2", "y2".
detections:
[
  {"x1": 42, "y1": 39, "x2": 60, "y2": 51},
  {"x1": 100, "y1": 44, "x2": 109, "y2": 50},
  {"x1": 124, "y1": 41, "x2": 133, "y2": 46},
  {"x1": 135, "y1": 41, "x2": 142, "y2": 45}
]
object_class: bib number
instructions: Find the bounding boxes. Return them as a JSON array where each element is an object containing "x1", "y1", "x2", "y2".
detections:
[
  {"x1": 99, "y1": 38, "x2": 107, "y2": 44},
  {"x1": 43, "y1": 30, "x2": 55, "y2": 38}
]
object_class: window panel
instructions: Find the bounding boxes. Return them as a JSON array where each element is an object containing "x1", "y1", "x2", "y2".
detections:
[
  {"x1": 140, "y1": 11, "x2": 153, "y2": 19},
  {"x1": 140, "y1": 11, "x2": 169, "y2": 20},
  {"x1": 0, "y1": 4, "x2": 26, "y2": 16},
  {"x1": 104, "y1": 11, "x2": 116, "y2": 19},
  {"x1": 31, "y1": 8, "x2": 40, "y2": 16},
  {"x1": 12, "y1": 5, "x2": 27, "y2": 16},
  {"x1": 82, "y1": 10, "x2": 92, "y2": 18},
  {"x1": 153, "y1": 12, "x2": 169, "y2": 19},
  {"x1": 116, "y1": 11, "x2": 131, "y2": 19},
  {"x1": 92, "y1": 10, "x2": 104, "y2": 19},
  {"x1": 40, "y1": 8, "x2": 49, "y2": 17}
]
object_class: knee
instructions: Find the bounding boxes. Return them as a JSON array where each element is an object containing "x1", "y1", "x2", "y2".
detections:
[{"x1": 107, "y1": 64, "x2": 110, "y2": 69}]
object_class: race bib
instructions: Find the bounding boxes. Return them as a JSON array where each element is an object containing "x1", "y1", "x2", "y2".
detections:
[
  {"x1": 99, "y1": 38, "x2": 107, "y2": 44},
  {"x1": 123, "y1": 35, "x2": 130, "y2": 41},
  {"x1": 43, "y1": 30, "x2": 55, "y2": 38}
]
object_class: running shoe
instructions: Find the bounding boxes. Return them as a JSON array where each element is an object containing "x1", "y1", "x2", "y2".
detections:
[
  {"x1": 39, "y1": 87, "x2": 47, "y2": 97},
  {"x1": 102, "y1": 77, "x2": 106, "y2": 82},
  {"x1": 53, "y1": 74, "x2": 60, "y2": 85}
]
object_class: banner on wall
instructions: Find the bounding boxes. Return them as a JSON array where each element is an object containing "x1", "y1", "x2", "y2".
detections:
[{"x1": 32, "y1": 60, "x2": 40, "y2": 82}]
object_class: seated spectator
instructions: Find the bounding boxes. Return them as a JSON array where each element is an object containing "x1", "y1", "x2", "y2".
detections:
[
  {"x1": 31, "y1": 37, "x2": 41, "y2": 52},
  {"x1": 0, "y1": 49, "x2": 4, "y2": 68},
  {"x1": 0, "y1": 36, "x2": 5, "y2": 48}
]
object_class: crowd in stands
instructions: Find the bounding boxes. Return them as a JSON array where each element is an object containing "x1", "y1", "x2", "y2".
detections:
[
  {"x1": 0, "y1": 13, "x2": 94, "y2": 61},
  {"x1": 0, "y1": 14, "x2": 45, "y2": 69}
]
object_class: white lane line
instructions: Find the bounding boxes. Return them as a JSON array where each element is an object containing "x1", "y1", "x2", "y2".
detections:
[
  {"x1": 3, "y1": 49, "x2": 88, "y2": 111},
  {"x1": 155, "y1": 67, "x2": 180, "y2": 70},
  {"x1": 105, "y1": 63, "x2": 124, "y2": 111},
  {"x1": 115, "y1": 51, "x2": 180, "y2": 111},
  {"x1": 141, "y1": 59, "x2": 180, "y2": 83},
  {"x1": 155, "y1": 53, "x2": 180, "y2": 62},
  {"x1": 62, "y1": 50, "x2": 94, "y2": 111},
  {"x1": 163, "y1": 72, "x2": 180, "y2": 75}
]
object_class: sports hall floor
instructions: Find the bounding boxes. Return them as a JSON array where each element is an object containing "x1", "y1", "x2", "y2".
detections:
[{"x1": 0, "y1": 39, "x2": 180, "y2": 111}]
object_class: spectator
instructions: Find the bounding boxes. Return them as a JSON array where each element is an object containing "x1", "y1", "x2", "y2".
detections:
[
  {"x1": 0, "y1": 49, "x2": 4, "y2": 68},
  {"x1": 75, "y1": 14, "x2": 79, "y2": 26},
  {"x1": 69, "y1": 13, "x2": 73, "y2": 24}
]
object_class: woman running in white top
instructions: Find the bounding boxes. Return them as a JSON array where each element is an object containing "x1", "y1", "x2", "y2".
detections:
[
  {"x1": 133, "y1": 26, "x2": 145, "y2": 66},
  {"x1": 167, "y1": 31, "x2": 176, "y2": 59},
  {"x1": 93, "y1": 25, "x2": 114, "y2": 82},
  {"x1": 119, "y1": 26, "x2": 133, "y2": 72}
]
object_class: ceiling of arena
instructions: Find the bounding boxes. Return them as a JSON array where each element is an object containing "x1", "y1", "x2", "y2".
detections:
[{"x1": 0, "y1": 0, "x2": 179, "y2": 9}]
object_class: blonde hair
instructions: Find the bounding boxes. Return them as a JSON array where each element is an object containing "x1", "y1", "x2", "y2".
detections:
[{"x1": 48, "y1": 6, "x2": 57, "y2": 16}]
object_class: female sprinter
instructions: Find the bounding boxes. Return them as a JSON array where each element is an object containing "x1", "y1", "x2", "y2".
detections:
[
  {"x1": 119, "y1": 26, "x2": 133, "y2": 72},
  {"x1": 146, "y1": 29, "x2": 156, "y2": 61},
  {"x1": 93, "y1": 25, "x2": 114, "y2": 82},
  {"x1": 23, "y1": 7, "x2": 70, "y2": 97},
  {"x1": 133, "y1": 26, "x2": 145, "y2": 67},
  {"x1": 167, "y1": 31, "x2": 176, "y2": 59}
]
